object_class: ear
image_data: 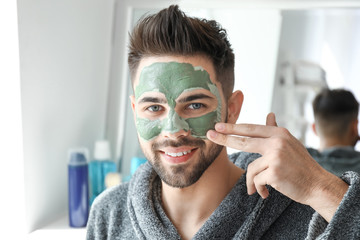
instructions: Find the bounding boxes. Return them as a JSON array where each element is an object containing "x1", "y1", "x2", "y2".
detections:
[
  {"x1": 312, "y1": 123, "x2": 318, "y2": 136},
  {"x1": 350, "y1": 119, "x2": 359, "y2": 137},
  {"x1": 226, "y1": 90, "x2": 244, "y2": 124},
  {"x1": 130, "y1": 95, "x2": 137, "y2": 120}
]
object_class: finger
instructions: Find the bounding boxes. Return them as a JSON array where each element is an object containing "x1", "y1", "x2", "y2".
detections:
[
  {"x1": 266, "y1": 112, "x2": 278, "y2": 127},
  {"x1": 207, "y1": 130, "x2": 267, "y2": 154},
  {"x1": 214, "y1": 122, "x2": 277, "y2": 138},
  {"x1": 246, "y1": 157, "x2": 268, "y2": 195},
  {"x1": 253, "y1": 170, "x2": 270, "y2": 199}
]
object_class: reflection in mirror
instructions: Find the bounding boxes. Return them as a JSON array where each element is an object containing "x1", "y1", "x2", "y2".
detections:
[{"x1": 272, "y1": 9, "x2": 360, "y2": 149}]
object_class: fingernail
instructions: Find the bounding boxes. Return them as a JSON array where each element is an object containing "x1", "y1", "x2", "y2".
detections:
[
  {"x1": 209, "y1": 130, "x2": 217, "y2": 138},
  {"x1": 216, "y1": 123, "x2": 225, "y2": 131}
]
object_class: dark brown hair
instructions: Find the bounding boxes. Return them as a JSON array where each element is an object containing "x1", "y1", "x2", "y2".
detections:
[
  {"x1": 128, "y1": 5, "x2": 235, "y2": 99},
  {"x1": 313, "y1": 88, "x2": 359, "y2": 137}
]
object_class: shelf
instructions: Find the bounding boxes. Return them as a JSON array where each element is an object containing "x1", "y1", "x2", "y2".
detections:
[{"x1": 28, "y1": 215, "x2": 86, "y2": 240}]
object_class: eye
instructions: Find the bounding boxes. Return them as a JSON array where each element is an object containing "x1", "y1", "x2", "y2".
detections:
[
  {"x1": 187, "y1": 103, "x2": 204, "y2": 110},
  {"x1": 147, "y1": 105, "x2": 163, "y2": 112}
]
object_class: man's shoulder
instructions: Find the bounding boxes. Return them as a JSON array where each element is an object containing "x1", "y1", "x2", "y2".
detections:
[
  {"x1": 229, "y1": 151, "x2": 261, "y2": 169},
  {"x1": 91, "y1": 182, "x2": 130, "y2": 213},
  {"x1": 308, "y1": 146, "x2": 360, "y2": 163},
  {"x1": 87, "y1": 182, "x2": 135, "y2": 239},
  {"x1": 306, "y1": 147, "x2": 321, "y2": 157}
]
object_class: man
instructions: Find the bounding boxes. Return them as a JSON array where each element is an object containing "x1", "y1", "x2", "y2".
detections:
[
  {"x1": 87, "y1": 5, "x2": 360, "y2": 239},
  {"x1": 308, "y1": 88, "x2": 360, "y2": 176}
]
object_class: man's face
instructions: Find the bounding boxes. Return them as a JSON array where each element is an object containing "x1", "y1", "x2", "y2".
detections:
[{"x1": 131, "y1": 56, "x2": 227, "y2": 188}]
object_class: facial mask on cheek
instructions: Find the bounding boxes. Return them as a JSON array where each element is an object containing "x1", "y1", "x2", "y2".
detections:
[
  {"x1": 134, "y1": 62, "x2": 222, "y2": 141},
  {"x1": 135, "y1": 117, "x2": 162, "y2": 141},
  {"x1": 186, "y1": 111, "x2": 218, "y2": 138},
  {"x1": 136, "y1": 109, "x2": 191, "y2": 141}
]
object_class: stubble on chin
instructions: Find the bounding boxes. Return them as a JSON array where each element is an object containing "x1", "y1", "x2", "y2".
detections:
[{"x1": 142, "y1": 138, "x2": 223, "y2": 188}]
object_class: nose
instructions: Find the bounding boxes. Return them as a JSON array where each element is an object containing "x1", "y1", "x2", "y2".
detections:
[{"x1": 161, "y1": 109, "x2": 190, "y2": 139}]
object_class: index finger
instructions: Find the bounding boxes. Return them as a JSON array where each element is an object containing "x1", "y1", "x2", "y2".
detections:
[
  {"x1": 207, "y1": 130, "x2": 268, "y2": 154},
  {"x1": 214, "y1": 122, "x2": 278, "y2": 138}
]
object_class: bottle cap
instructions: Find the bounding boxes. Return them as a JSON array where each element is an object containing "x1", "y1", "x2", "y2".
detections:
[
  {"x1": 94, "y1": 140, "x2": 111, "y2": 161},
  {"x1": 68, "y1": 148, "x2": 89, "y2": 165}
]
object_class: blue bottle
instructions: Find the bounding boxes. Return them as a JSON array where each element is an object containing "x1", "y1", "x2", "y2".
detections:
[
  {"x1": 68, "y1": 148, "x2": 89, "y2": 228},
  {"x1": 130, "y1": 157, "x2": 147, "y2": 176},
  {"x1": 89, "y1": 140, "x2": 117, "y2": 205}
]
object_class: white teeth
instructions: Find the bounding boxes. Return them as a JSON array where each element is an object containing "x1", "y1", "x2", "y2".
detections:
[{"x1": 165, "y1": 150, "x2": 191, "y2": 157}]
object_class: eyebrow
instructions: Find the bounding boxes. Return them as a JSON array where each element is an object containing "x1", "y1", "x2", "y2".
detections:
[
  {"x1": 138, "y1": 97, "x2": 167, "y2": 104},
  {"x1": 177, "y1": 93, "x2": 214, "y2": 103}
]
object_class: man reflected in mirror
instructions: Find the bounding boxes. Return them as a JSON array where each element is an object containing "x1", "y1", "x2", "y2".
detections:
[{"x1": 308, "y1": 88, "x2": 360, "y2": 176}]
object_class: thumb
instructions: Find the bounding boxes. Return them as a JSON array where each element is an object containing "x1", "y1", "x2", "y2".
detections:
[{"x1": 266, "y1": 112, "x2": 278, "y2": 127}]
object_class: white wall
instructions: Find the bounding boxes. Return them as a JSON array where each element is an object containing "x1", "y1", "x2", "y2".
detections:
[
  {"x1": 212, "y1": 9, "x2": 281, "y2": 125},
  {"x1": 0, "y1": 1, "x2": 26, "y2": 238},
  {"x1": 17, "y1": 0, "x2": 114, "y2": 232}
]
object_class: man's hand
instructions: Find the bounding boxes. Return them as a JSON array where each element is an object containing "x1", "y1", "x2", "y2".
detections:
[{"x1": 207, "y1": 113, "x2": 349, "y2": 222}]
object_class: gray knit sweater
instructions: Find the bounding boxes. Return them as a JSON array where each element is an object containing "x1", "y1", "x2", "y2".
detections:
[{"x1": 86, "y1": 152, "x2": 360, "y2": 239}]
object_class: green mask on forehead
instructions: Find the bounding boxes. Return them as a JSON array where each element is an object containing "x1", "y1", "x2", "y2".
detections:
[{"x1": 134, "y1": 62, "x2": 222, "y2": 141}]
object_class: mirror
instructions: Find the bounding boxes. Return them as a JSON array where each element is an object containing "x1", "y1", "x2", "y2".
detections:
[{"x1": 272, "y1": 9, "x2": 360, "y2": 149}]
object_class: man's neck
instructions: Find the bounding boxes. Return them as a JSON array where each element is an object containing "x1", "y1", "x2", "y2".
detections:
[
  {"x1": 161, "y1": 149, "x2": 244, "y2": 240},
  {"x1": 319, "y1": 137, "x2": 355, "y2": 151}
]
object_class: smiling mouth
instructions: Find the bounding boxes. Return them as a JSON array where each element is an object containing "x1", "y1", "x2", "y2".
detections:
[
  {"x1": 164, "y1": 149, "x2": 192, "y2": 157},
  {"x1": 159, "y1": 148, "x2": 198, "y2": 164}
]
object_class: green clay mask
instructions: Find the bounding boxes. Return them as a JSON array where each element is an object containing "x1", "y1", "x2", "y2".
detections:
[{"x1": 134, "y1": 62, "x2": 222, "y2": 141}]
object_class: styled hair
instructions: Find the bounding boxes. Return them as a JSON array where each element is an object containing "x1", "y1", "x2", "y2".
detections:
[
  {"x1": 128, "y1": 5, "x2": 235, "y2": 99},
  {"x1": 312, "y1": 88, "x2": 359, "y2": 137}
]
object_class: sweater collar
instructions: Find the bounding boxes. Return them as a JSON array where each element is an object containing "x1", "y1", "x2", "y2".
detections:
[{"x1": 126, "y1": 162, "x2": 292, "y2": 239}]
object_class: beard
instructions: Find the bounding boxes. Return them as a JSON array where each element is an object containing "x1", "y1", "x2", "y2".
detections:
[{"x1": 141, "y1": 137, "x2": 223, "y2": 188}]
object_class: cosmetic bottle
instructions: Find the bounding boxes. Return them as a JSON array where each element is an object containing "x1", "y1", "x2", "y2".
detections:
[
  {"x1": 68, "y1": 148, "x2": 89, "y2": 228},
  {"x1": 130, "y1": 148, "x2": 147, "y2": 176},
  {"x1": 89, "y1": 140, "x2": 117, "y2": 205},
  {"x1": 130, "y1": 156, "x2": 147, "y2": 176}
]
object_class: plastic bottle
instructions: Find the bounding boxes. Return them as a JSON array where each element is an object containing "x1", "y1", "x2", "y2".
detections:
[
  {"x1": 123, "y1": 148, "x2": 147, "y2": 182},
  {"x1": 89, "y1": 140, "x2": 117, "y2": 205},
  {"x1": 130, "y1": 156, "x2": 147, "y2": 176},
  {"x1": 130, "y1": 148, "x2": 147, "y2": 176},
  {"x1": 68, "y1": 148, "x2": 89, "y2": 228}
]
